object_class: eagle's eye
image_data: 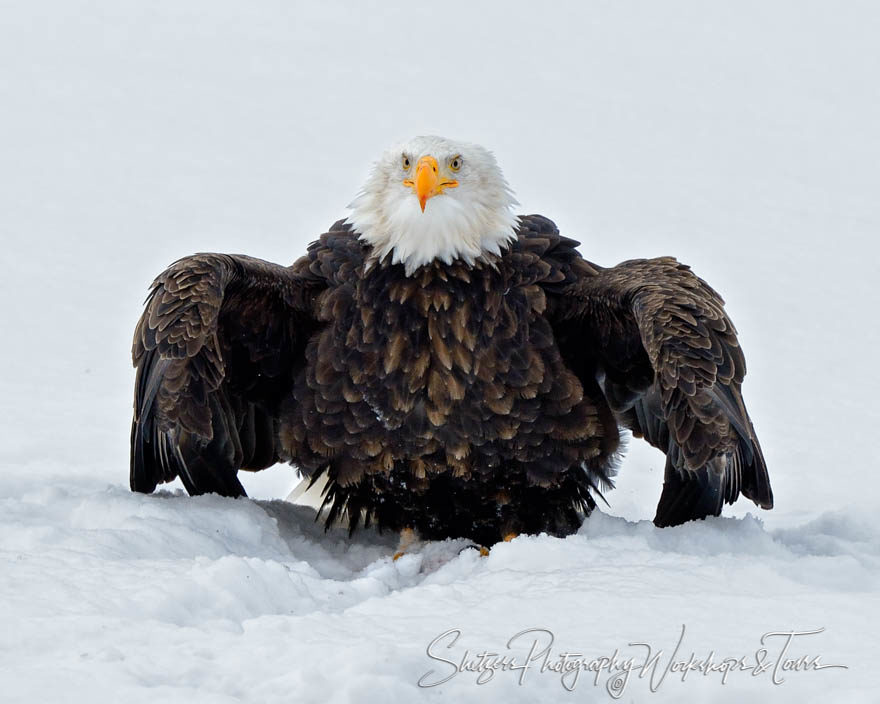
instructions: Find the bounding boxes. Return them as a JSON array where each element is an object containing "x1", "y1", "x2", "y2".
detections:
[
  {"x1": 401, "y1": 155, "x2": 411, "y2": 170},
  {"x1": 449, "y1": 156, "x2": 462, "y2": 172}
]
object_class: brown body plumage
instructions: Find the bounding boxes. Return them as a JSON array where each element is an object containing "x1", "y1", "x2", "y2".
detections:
[{"x1": 131, "y1": 215, "x2": 772, "y2": 544}]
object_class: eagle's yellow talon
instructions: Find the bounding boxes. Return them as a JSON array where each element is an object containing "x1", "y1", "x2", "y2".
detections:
[
  {"x1": 479, "y1": 546, "x2": 490, "y2": 557},
  {"x1": 393, "y1": 528, "x2": 417, "y2": 562},
  {"x1": 503, "y1": 533, "x2": 518, "y2": 542}
]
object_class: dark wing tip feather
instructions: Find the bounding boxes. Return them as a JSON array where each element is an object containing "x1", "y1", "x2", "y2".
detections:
[
  {"x1": 653, "y1": 455, "x2": 726, "y2": 527},
  {"x1": 740, "y1": 428, "x2": 774, "y2": 509}
]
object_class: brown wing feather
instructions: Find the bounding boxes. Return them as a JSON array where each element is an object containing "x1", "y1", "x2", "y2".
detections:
[
  {"x1": 536, "y1": 222, "x2": 773, "y2": 526},
  {"x1": 131, "y1": 251, "x2": 324, "y2": 497}
]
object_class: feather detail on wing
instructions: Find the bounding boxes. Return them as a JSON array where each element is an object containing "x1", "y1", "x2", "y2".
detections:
[
  {"x1": 130, "y1": 252, "x2": 324, "y2": 496},
  {"x1": 534, "y1": 219, "x2": 772, "y2": 526}
]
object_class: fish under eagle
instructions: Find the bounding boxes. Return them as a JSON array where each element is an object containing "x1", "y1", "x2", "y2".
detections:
[{"x1": 131, "y1": 135, "x2": 773, "y2": 547}]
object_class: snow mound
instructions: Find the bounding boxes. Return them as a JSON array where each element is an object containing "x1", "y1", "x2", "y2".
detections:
[{"x1": 1, "y1": 475, "x2": 876, "y2": 702}]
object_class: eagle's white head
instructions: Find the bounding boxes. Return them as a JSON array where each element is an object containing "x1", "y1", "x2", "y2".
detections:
[{"x1": 346, "y1": 136, "x2": 519, "y2": 275}]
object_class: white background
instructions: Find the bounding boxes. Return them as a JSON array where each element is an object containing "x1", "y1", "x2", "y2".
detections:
[{"x1": 1, "y1": 2, "x2": 877, "y2": 702}]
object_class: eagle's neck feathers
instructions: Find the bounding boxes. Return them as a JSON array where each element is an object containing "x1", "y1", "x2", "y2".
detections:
[{"x1": 349, "y1": 195, "x2": 518, "y2": 275}]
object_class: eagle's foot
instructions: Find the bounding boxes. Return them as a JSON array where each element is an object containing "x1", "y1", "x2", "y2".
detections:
[
  {"x1": 393, "y1": 527, "x2": 418, "y2": 561},
  {"x1": 459, "y1": 544, "x2": 491, "y2": 557},
  {"x1": 395, "y1": 530, "x2": 517, "y2": 561}
]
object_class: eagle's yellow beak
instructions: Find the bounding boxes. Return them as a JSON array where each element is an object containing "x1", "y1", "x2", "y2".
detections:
[{"x1": 404, "y1": 156, "x2": 458, "y2": 212}]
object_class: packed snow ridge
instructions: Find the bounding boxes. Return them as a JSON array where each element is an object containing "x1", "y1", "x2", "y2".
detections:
[{"x1": 1, "y1": 473, "x2": 876, "y2": 702}]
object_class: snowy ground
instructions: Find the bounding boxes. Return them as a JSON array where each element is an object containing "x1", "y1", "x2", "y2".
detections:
[{"x1": 1, "y1": 1, "x2": 878, "y2": 702}]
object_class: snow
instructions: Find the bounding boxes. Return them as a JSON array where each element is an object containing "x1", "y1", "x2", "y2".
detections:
[{"x1": 1, "y1": 1, "x2": 878, "y2": 701}]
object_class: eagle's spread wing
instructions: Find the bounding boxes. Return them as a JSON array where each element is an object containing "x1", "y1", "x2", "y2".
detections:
[
  {"x1": 131, "y1": 252, "x2": 323, "y2": 497},
  {"x1": 530, "y1": 216, "x2": 773, "y2": 526}
]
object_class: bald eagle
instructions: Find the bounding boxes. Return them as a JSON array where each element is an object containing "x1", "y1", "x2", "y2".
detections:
[{"x1": 131, "y1": 136, "x2": 773, "y2": 547}]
